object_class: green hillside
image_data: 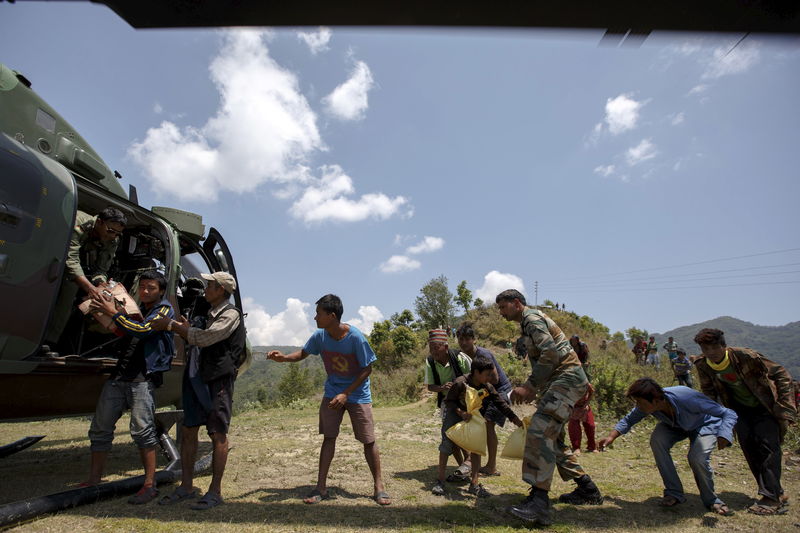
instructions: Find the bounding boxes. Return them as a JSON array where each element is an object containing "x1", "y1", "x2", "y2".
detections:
[{"x1": 654, "y1": 316, "x2": 800, "y2": 377}]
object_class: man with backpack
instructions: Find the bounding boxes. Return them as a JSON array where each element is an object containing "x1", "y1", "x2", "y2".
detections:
[
  {"x1": 152, "y1": 271, "x2": 246, "y2": 510},
  {"x1": 424, "y1": 329, "x2": 472, "y2": 480}
]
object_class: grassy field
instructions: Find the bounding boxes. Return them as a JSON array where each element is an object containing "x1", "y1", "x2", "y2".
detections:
[{"x1": 2, "y1": 400, "x2": 799, "y2": 532}]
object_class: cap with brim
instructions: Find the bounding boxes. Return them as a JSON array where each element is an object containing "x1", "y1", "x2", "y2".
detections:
[{"x1": 201, "y1": 271, "x2": 236, "y2": 293}]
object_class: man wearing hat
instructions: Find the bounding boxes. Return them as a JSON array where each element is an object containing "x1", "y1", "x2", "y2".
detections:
[{"x1": 152, "y1": 271, "x2": 246, "y2": 510}]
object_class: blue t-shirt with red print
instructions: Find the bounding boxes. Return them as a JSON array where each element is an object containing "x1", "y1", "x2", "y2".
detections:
[{"x1": 303, "y1": 325, "x2": 377, "y2": 404}]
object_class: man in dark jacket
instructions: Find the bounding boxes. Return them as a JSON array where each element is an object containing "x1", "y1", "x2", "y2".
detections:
[
  {"x1": 84, "y1": 270, "x2": 175, "y2": 504},
  {"x1": 693, "y1": 328, "x2": 796, "y2": 515},
  {"x1": 153, "y1": 271, "x2": 245, "y2": 510}
]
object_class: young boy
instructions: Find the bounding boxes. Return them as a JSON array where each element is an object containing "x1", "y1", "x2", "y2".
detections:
[
  {"x1": 432, "y1": 355, "x2": 523, "y2": 498},
  {"x1": 268, "y1": 294, "x2": 390, "y2": 506},
  {"x1": 568, "y1": 382, "x2": 597, "y2": 454},
  {"x1": 671, "y1": 350, "x2": 694, "y2": 388}
]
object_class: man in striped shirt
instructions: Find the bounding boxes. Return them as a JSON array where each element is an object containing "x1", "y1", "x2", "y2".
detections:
[{"x1": 83, "y1": 270, "x2": 175, "y2": 504}]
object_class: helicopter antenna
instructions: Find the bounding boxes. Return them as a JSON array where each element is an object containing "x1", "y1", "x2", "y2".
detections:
[{"x1": 724, "y1": 32, "x2": 750, "y2": 57}]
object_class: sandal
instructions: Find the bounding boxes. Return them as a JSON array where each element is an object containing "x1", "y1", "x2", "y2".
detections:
[
  {"x1": 303, "y1": 489, "x2": 330, "y2": 504},
  {"x1": 159, "y1": 486, "x2": 201, "y2": 505},
  {"x1": 659, "y1": 495, "x2": 681, "y2": 507},
  {"x1": 191, "y1": 491, "x2": 224, "y2": 510},
  {"x1": 128, "y1": 485, "x2": 159, "y2": 505},
  {"x1": 373, "y1": 490, "x2": 391, "y2": 505},
  {"x1": 478, "y1": 467, "x2": 501, "y2": 477},
  {"x1": 711, "y1": 503, "x2": 734, "y2": 516},
  {"x1": 747, "y1": 502, "x2": 787, "y2": 516}
]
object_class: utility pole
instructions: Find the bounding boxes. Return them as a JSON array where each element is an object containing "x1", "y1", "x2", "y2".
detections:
[{"x1": 534, "y1": 280, "x2": 538, "y2": 306}]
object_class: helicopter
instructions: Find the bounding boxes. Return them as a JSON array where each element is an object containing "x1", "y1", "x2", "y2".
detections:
[{"x1": 0, "y1": 61, "x2": 252, "y2": 433}]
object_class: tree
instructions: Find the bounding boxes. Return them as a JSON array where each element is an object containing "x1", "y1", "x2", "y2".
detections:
[
  {"x1": 474, "y1": 298, "x2": 484, "y2": 308},
  {"x1": 455, "y1": 280, "x2": 473, "y2": 313},
  {"x1": 414, "y1": 275, "x2": 455, "y2": 330},
  {"x1": 391, "y1": 325, "x2": 417, "y2": 357},
  {"x1": 543, "y1": 299, "x2": 555, "y2": 308},
  {"x1": 626, "y1": 326, "x2": 649, "y2": 343},
  {"x1": 612, "y1": 331, "x2": 626, "y2": 342},
  {"x1": 390, "y1": 309, "x2": 415, "y2": 328},
  {"x1": 369, "y1": 320, "x2": 392, "y2": 351},
  {"x1": 277, "y1": 363, "x2": 314, "y2": 406}
]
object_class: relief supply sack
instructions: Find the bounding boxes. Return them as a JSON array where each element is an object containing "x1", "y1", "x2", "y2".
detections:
[
  {"x1": 445, "y1": 386, "x2": 488, "y2": 456},
  {"x1": 501, "y1": 415, "x2": 532, "y2": 460}
]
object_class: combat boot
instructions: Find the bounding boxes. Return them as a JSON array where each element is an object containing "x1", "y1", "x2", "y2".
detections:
[
  {"x1": 558, "y1": 474, "x2": 604, "y2": 505},
  {"x1": 507, "y1": 487, "x2": 552, "y2": 526}
]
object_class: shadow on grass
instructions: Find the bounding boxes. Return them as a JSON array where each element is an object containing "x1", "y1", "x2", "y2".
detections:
[{"x1": 61, "y1": 486, "x2": 757, "y2": 530}]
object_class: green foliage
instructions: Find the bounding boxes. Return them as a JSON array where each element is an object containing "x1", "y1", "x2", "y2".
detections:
[
  {"x1": 612, "y1": 331, "x2": 625, "y2": 342},
  {"x1": 390, "y1": 309, "x2": 415, "y2": 328},
  {"x1": 455, "y1": 280, "x2": 473, "y2": 312},
  {"x1": 371, "y1": 366, "x2": 425, "y2": 407},
  {"x1": 414, "y1": 274, "x2": 456, "y2": 330},
  {"x1": 626, "y1": 326, "x2": 649, "y2": 342},
  {"x1": 391, "y1": 325, "x2": 417, "y2": 356},
  {"x1": 543, "y1": 299, "x2": 555, "y2": 307},
  {"x1": 577, "y1": 314, "x2": 610, "y2": 337},
  {"x1": 473, "y1": 298, "x2": 484, "y2": 308},
  {"x1": 463, "y1": 305, "x2": 518, "y2": 349},
  {"x1": 368, "y1": 320, "x2": 392, "y2": 351},
  {"x1": 277, "y1": 363, "x2": 316, "y2": 406}
]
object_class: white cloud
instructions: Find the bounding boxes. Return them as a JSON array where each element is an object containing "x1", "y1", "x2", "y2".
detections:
[
  {"x1": 406, "y1": 236, "x2": 445, "y2": 255},
  {"x1": 323, "y1": 60, "x2": 374, "y2": 121},
  {"x1": 379, "y1": 255, "x2": 421, "y2": 273},
  {"x1": 688, "y1": 84, "x2": 708, "y2": 95},
  {"x1": 243, "y1": 297, "x2": 314, "y2": 346},
  {"x1": 346, "y1": 305, "x2": 384, "y2": 335},
  {"x1": 604, "y1": 94, "x2": 644, "y2": 135},
  {"x1": 475, "y1": 271, "x2": 526, "y2": 302},
  {"x1": 153, "y1": 102, "x2": 163, "y2": 114},
  {"x1": 291, "y1": 165, "x2": 409, "y2": 223},
  {"x1": 703, "y1": 43, "x2": 760, "y2": 79},
  {"x1": 671, "y1": 112, "x2": 685, "y2": 125},
  {"x1": 297, "y1": 27, "x2": 332, "y2": 54},
  {"x1": 626, "y1": 139, "x2": 658, "y2": 166},
  {"x1": 594, "y1": 164, "x2": 615, "y2": 177},
  {"x1": 129, "y1": 30, "x2": 323, "y2": 202}
]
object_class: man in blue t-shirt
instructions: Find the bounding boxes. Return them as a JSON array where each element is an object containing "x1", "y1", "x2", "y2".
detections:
[{"x1": 268, "y1": 294, "x2": 390, "y2": 506}]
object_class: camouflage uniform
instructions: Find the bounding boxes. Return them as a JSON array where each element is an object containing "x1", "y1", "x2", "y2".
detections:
[
  {"x1": 519, "y1": 308, "x2": 588, "y2": 491},
  {"x1": 44, "y1": 211, "x2": 119, "y2": 345}
]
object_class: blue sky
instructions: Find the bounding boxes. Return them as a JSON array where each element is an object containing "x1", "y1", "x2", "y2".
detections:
[{"x1": 3, "y1": 3, "x2": 799, "y2": 345}]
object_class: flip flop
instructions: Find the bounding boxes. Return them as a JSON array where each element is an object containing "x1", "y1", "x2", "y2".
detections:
[
  {"x1": 191, "y1": 491, "x2": 224, "y2": 510},
  {"x1": 373, "y1": 491, "x2": 391, "y2": 506},
  {"x1": 159, "y1": 486, "x2": 201, "y2": 505},
  {"x1": 478, "y1": 468, "x2": 501, "y2": 477},
  {"x1": 303, "y1": 489, "x2": 330, "y2": 504},
  {"x1": 711, "y1": 503, "x2": 734, "y2": 516}
]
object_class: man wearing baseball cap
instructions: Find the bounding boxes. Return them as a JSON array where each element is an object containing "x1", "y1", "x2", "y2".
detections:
[{"x1": 152, "y1": 270, "x2": 246, "y2": 510}]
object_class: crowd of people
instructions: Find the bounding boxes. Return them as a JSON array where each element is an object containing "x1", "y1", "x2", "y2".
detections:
[{"x1": 56, "y1": 212, "x2": 796, "y2": 524}]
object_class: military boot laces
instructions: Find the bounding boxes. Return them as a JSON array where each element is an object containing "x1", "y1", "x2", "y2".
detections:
[
  {"x1": 558, "y1": 476, "x2": 604, "y2": 505},
  {"x1": 507, "y1": 488, "x2": 552, "y2": 526}
]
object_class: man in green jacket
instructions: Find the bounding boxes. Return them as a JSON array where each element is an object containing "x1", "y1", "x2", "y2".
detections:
[
  {"x1": 693, "y1": 328, "x2": 796, "y2": 515},
  {"x1": 45, "y1": 207, "x2": 127, "y2": 350}
]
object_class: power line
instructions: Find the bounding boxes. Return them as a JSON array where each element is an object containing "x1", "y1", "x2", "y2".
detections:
[
  {"x1": 544, "y1": 269, "x2": 800, "y2": 290},
  {"x1": 550, "y1": 279, "x2": 800, "y2": 293},
  {"x1": 543, "y1": 247, "x2": 800, "y2": 283},
  {"x1": 545, "y1": 261, "x2": 800, "y2": 286}
]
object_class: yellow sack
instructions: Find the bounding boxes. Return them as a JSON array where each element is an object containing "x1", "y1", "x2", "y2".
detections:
[
  {"x1": 445, "y1": 386, "x2": 488, "y2": 456},
  {"x1": 501, "y1": 415, "x2": 531, "y2": 460}
]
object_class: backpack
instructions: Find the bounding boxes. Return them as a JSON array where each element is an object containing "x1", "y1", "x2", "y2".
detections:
[{"x1": 428, "y1": 349, "x2": 465, "y2": 407}]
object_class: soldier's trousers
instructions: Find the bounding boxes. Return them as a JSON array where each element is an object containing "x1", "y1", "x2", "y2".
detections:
[{"x1": 523, "y1": 367, "x2": 589, "y2": 491}]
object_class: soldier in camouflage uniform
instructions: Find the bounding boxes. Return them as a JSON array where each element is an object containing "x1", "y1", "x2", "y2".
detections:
[
  {"x1": 44, "y1": 207, "x2": 126, "y2": 349},
  {"x1": 496, "y1": 289, "x2": 603, "y2": 526}
]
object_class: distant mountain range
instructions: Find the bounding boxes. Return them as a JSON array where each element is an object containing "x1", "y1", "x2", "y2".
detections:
[{"x1": 654, "y1": 316, "x2": 800, "y2": 378}]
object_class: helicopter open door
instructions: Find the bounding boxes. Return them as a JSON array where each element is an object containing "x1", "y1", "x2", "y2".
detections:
[
  {"x1": 0, "y1": 134, "x2": 76, "y2": 363},
  {"x1": 202, "y1": 227, "x2": 243, "y2": 310}
]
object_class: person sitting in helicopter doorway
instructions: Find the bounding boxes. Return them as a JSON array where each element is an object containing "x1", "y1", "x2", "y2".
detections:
[
  {"x1": 82, "y1": 270, "x2": 175, "y2": 504},
  {"x1": 44, "y1": 206, "x2": 127, "y2": 352},
  {"x1": 152, "y1": 271, "x2": 246, "y2": 511}
]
